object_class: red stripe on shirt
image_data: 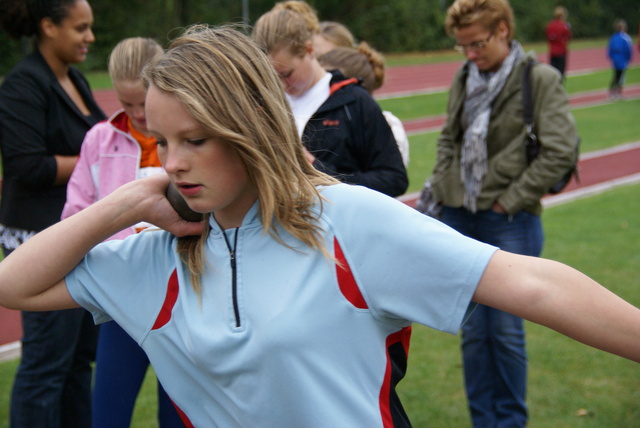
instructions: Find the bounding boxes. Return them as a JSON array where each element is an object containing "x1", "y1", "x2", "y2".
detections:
[
  {"x1": 152, "y1": 269, "x2": 179, "y2": 330},
  {"x1": 379, "y1": 327, "x2": 412, "y2": 427},
  {"x1": 334, "y1": 238, "x2": 368, "y2": 309},
  {"x1": 173, "y1": 401, "x2": 195, "y2": 428}
]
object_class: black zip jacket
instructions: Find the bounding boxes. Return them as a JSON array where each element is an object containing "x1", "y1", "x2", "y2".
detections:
[{"x1": 303, "y1": 71, "x2": 408, "y2": 197}]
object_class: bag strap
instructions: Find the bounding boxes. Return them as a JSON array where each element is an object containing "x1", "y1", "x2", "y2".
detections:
[
  {"x1": 522, "y1": 58, "x2": 539, "y2": 164},
  {"x1": 522, "y1": 58, "x2": 536, "y2": 128}
]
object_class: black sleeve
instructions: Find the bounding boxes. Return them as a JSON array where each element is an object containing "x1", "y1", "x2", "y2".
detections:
[
  {"x1": 342, "y1": 92, "x2": 408, "y2": 197},
  {"x1": 0, "y1": 71, "x2": 58, "y2": 189}
]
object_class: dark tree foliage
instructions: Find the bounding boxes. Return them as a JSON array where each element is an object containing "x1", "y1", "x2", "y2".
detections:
[{"x1": 0, "y1": 0, "x2": 638, "y2": 75}]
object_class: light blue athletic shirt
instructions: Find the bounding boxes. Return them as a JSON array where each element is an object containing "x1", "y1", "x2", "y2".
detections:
[{"x1": 66, "y1": 183, "x2": 497, "y2": 427}]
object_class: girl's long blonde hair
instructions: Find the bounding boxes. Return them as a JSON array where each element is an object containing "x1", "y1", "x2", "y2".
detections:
[{"x1": 142, "y1": 25, "x2": 337, "y2": 293}]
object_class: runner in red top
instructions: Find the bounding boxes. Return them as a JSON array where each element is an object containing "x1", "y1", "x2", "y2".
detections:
[{"x1": 546, "y1": 6, "x2": 572, "y2": 80}]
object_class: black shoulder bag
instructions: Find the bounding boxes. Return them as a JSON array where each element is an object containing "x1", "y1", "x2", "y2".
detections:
[{"x1": 522, "y1": 59, "x2": 579, "y2": 194}]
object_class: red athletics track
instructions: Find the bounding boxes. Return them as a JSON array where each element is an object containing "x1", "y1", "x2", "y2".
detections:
[
  {"x1": 1, "y1": 46, "x2": 640, "y2": 356},
  {"x1": 376, "y1": 46, "x2": 640, "y2": 98},
  {"x1": 91, "y1": 46, "x2": 640, "y2": 117},
  {"x1": 402, "y1": 84, "x2": 640, "y2": 135}
]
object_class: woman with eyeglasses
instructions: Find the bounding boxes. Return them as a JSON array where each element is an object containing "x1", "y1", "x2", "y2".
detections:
[{"x1": 417, "y1": 0, "x2": 578, "y2": 427}]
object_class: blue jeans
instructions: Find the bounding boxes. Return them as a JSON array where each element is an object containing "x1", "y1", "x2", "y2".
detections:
[
  {"x1": 440, "y1": 207, "x2": 543, "y2": 428},
  {"x1": 92, "y1": 321, "x2": 184, "y2": 428},
  {"x1": 10, "y1": 308, "x2": 99, "y2": 428}
]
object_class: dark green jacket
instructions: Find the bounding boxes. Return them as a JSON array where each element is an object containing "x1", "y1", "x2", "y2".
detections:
[{"x1": 431, "y1": 52, "x2": 578, "y2": 215}]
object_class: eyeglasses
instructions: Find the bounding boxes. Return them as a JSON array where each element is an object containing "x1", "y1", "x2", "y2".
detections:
[{"x1": 454, "y1": 34, "x2": 494, "y2": 53}]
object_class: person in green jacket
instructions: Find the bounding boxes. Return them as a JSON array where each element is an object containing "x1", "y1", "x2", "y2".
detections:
[{"x1": 418, "y1": 0, "x2": 578, "y2": 427}]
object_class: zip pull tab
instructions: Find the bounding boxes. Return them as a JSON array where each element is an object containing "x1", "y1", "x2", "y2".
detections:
[{"x1": 229, "y1": 247, "x2": 237, "y2": 270}]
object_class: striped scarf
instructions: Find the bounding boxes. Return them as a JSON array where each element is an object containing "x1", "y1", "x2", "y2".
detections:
[{"x1": 461, "y1": 41, "x2": 524, "y2": 212}]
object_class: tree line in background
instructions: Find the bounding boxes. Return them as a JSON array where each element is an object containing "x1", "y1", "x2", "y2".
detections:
[{"x1": 1, "y1": 0, "x2": 638, "y2": 75}]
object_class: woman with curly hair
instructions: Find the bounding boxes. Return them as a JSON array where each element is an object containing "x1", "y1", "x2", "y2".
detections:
[{"x1": 0, "y1": 0, "x2": 105, "y2": 426}]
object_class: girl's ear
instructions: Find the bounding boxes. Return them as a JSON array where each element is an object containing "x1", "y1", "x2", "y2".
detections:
[
  {"x1": 496, "y1": 20, "x2": 509, "y2": 40},
  {"x1": 40, "y1": 17, "x2": 58, "y2": 39},
  {"x1": 305, "y1": 40, "x2": 315, "y2": 56}
]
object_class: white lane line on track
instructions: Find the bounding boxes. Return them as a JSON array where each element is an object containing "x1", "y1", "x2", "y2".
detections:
[
  {"x1": 398, "y1": 140, "x2": 640, "y2": 210},
  {"x1": 0, "y1": 341, "x2": 20, "y2": 362},
  {"x1": 542, "y1": 173, "x2": 640, "y2": 208},
  {"x1": 399, "y1": 174, "x2": 640, "y2": 209}
]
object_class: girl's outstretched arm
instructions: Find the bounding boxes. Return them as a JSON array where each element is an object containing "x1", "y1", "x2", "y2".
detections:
[
  {"x1": 0, "y1": 174, "x2": 204, "y2": 312},
  {"x1": 475, "y1": 250, "x2": 640, "y2": 362}
]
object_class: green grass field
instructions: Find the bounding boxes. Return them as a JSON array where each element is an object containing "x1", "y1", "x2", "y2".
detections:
[{"x1": 1, "y1": 39, "x2": 639, "y2": 427}]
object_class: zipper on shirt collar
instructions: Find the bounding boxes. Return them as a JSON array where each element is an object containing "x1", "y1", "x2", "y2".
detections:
[{"x1": 220, "y1": 226, "x2": 241, "y2": 328}]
